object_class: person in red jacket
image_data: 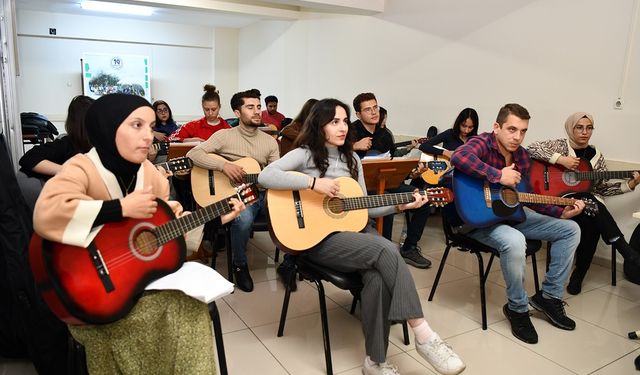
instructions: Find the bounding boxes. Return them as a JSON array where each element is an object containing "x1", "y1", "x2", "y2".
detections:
[{"x1": 170, "y1": 84, "x2": 230, "y2": 142}]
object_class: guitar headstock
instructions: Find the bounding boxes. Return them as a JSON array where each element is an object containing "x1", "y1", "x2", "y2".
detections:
[
  {"x1": 166, "y1": 156, "x2": 193, "y2": 172},
  {"x1": 582, "y1": 198, "x2": 599, "y2": 217},
  {"x1": 424, "y1": 187, "x2": 454, "y2": 207},
  {"x1": 427, "y1": 160, "x2": 449, "y2": 172},
  {"x1": 153, "y1": 141, "x2": 170, "y2": 153},
  {"x1": 416, "y1": 137, "x2": 428, "y2": 144},
  {"x1": 234, "y1": 183, "x2": 259, "y2": 206}
]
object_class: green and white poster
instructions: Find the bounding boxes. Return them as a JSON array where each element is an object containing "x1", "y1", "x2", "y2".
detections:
[{"x1": 82, "y1": 53, "x2": 150, "y2": 102}]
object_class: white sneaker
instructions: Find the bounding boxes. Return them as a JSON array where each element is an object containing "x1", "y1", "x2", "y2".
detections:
[
  {"x1": 362, "y1": 356, "x2": 400, "y2": 375},
  {"x1": 415, "y1": 334, "x2": 466, "y2": 375}
]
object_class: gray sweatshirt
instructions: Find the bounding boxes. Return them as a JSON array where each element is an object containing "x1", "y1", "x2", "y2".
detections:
[{"x1": 258, "y1": 146, "x2": 394, "y2": 218}]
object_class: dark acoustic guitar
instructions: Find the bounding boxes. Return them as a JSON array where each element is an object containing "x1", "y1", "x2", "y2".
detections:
[
  {"x1": 529, "y1": 159, "x2": 638, "y2": 196},
  {"x1": 452, "y1": 171, "x2": 598, "y2": 228}
]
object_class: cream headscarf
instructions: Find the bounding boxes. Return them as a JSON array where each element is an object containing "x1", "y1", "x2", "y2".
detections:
[{"x1": 564, "y1": 112, "x2": 594, "y2": 149}]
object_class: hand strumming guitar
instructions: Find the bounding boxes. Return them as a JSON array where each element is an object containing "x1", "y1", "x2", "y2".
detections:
[
  {"x1": 121, "y1": 186, "x2": 158, "y2": 219},
  {"x1": 560, "y1": 199, "x2": 585, "y2": 219},
  {"x1": 557, "y1": 156, "x2": 581, "y2": 170},
  {"x1": 353, "y1": 137, "x2": 372, "y2": 151},
  {"x1": 223, "y1": 162, "x2": 246, "y2": 184},
  {"x1": 500, "y1": 164, "x2": 521, "y2": 186},
  {"x1": 312, "y1": 177, "x2": 341, "y2": 198}
]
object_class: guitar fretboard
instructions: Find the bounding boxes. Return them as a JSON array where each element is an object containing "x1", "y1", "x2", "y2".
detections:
[
  {"x1": 339, "y1": 190, "x2": 445, "y2": 211},
  {"x1": 152, "y1": 199, "x2": 232, "y2": 245},
  {"x1": 575, "y1": 170, "x2": 635, "y2": 181},
  {"x1": 516, "y1": 192, "x2": 579, "y2": 206}
]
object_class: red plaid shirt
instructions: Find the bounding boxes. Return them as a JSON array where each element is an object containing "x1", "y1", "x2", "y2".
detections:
[{"x1": 451, "y1": 132, "x2": 563, "y2": 218}]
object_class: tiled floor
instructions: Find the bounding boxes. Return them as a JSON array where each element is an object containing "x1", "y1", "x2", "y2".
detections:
[{"x1": 3, "y1": 215, "x2": 640, "y2": 374}]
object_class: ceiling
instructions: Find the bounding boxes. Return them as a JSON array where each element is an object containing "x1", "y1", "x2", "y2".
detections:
[{"x1": 15, "y1": 0, "x2": 383, "y2": 28}]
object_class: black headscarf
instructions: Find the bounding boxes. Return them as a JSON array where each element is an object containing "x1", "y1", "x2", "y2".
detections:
[{"x1": 85, "y1": 94, "x2": 152, "y2": 192}]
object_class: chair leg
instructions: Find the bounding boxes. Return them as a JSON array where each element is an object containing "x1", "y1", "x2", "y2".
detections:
[
  {"x1": 611, "y1": 244, "x2": 617, "y2": 286},
  {"x1": 277, "y1": 270, "x2": 296, "y2": 337},
  {"x1": 401, "y1": 321, "x2": 410, "y2": 346},
  {"x1": 475, "y1": 251, "x2": 491, "y2": 330},
  {"x1": 428, "y1": 245, "x2": 452, "y2": 301},
  {"x1": 315, "y1": 280, "x2": 333, "y2": 375},
  {"x1": 274, "y1": 247, "x2": 280, "y2": 263},
  {"x1": 546, "y1": 242, "x2": 551, "y2": 273},
  {"x1": 349, "y1": 290, "x2": 361, "y2": 315},
  {"x1": 209, "y1": 302, "x2": 228, "y2": 375},
  {"x1": 226, "y1": 228, "x2": 234, "y2": 283},
  {"x1": 531, "y1": 253, "x2": 540, "y2": 294}
]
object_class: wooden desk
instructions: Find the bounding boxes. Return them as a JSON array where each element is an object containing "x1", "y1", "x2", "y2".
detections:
[
  {"x1": 362, "y1": 158, "x2": 420, "y2": 233},
  {"x1": 167, "y1": 142, "x2": 200, "y2": 159}
]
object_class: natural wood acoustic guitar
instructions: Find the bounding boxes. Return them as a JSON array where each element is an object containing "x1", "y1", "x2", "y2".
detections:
[{"x1": 191, "y1": 154, "x2": 261, "y2": 207}]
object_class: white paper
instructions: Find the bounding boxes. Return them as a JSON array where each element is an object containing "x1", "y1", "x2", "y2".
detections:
[
  {"x1": 145, "y1": 262, "x2": 234, "y2": 303},
  {"x1": 362, "y1": 151, "x2": 391, "y2": 160}
]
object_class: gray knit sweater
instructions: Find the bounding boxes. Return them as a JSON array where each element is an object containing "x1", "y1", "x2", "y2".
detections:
[{"x1": 258, "y1": 146, "x2": 394, "y2": 218}]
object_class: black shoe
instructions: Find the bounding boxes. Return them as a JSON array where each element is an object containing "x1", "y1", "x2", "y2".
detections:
[
  {"x1": 529, "y1": 291, "x2": 575, "y2": 330},
  {"x1": 401, "y1": 245, "x2": 431, "y2": 269},
  {"x1": 233, "y1": 264, "x2": 254, "y2": 292},
  {"x1": 503, "y1": 304, "x2": 538, "y2": 344},
  {"x1": 566, "y1": 279, "x2": 582, "y2": 295},
  {"x1": 277, "y1": 263, "x2": 297, "y2": 292}
]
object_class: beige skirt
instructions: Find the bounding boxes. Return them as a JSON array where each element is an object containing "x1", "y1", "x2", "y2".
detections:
[{"x1": 69, "y1": 290, "x2": 216, "y2": 375}]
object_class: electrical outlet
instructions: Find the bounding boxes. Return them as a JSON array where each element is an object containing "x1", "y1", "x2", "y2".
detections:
[
  {"x1": 49, "y1": 28, "x2": 56, "y2": 35},
  {"x1": 614, "y1": 97, "x2": 624, "y2": 110}
]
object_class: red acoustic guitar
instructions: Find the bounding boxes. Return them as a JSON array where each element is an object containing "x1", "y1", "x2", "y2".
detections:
[
  {"x1": 530, "y1": 159, "x2": 638, "y2": 196},
  {"x1": 29, "y1": 185, "x2": 257, "y2": 326}
]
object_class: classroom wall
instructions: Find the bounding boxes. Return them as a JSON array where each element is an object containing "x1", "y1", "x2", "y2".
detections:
[{"x1": 15, "y1": 9, "x2": 235, "y2": 126}]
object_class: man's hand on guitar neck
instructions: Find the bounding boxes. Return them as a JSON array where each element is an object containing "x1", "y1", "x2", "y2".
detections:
[
  {"x1": 560, "y1": 199, "x2": 585, "y2": 219},
  {"x1": 628, "y1": 171, "x2": 640, "y2": 190},
  {"x1": 499, "y1": 164, "x2": 521, "y2": 186},
  {"x1": 223, "y1": 162, "x2": 247, "y2": 184}
]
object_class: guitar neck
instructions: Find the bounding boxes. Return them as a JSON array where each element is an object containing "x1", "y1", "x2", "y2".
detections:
[
  {"x1": 516, "y1": 192, "x2": 578, "y2": 207},
  {"x1": 152, "y1": 199, "x2": 232, "y2": 245},
  {"x1": 575, "y1": 170, "x2": 635, "y2": 181},
  {"x1": 341, "y1": 191, "x2": 425, "y2": 211},
  {"x1": 245, "y1": 174, "x2": 260, "y2": 184}
]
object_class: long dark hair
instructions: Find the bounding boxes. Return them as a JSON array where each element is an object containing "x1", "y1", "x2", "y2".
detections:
[
  {"x1": 452, "y1": 107, "x2": 479, "y2": 138},
  {"x1": 65, "y1": 95, "x2": 94, "y2": 153},
  {"x1": 292, "y1": 98, "x2": 318, "y2": 126},
  {"x1": 152, "y1": 100, "x2": 174, "y2": 125},
  {"x1": 294, "y1": 98, "x2": 358, "y2": 179}
]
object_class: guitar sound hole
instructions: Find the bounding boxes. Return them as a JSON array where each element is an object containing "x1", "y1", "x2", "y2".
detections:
[
  {"x1": 499, "y1": 188, "x2": 519, "y2": 207},
  {"x1": 134, "y1": 231, "x2": 159, "y2": 256},
  {"x1": 562, "y1": 171, "x2": 578, "y2": 186},
  {"x1": 326, "y1": 197, "x2": 346, "y2": 215}
]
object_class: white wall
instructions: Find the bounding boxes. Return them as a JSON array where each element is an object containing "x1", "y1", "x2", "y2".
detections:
[
  {"x1": 15, "y1": 9, "x2": 230, "y2": 125},
  {"x1": 238, "y1": 0, "x2": 640, "y2": 261}
]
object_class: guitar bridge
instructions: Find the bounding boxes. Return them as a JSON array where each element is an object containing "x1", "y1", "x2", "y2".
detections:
[
  {"x1": 87, "y1": 243, "x2": 115, "y2": 293},
  {"x1": 482, "y1": 181, "x2": 492, "y2": 208},
  {"x1": 292, "y1": 190, "x2": 305, "y2": 229}
]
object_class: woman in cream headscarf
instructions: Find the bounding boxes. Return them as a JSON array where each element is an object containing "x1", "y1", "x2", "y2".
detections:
[{"x1": 527, "y1": 112, "x2": 640, "y2": 294}]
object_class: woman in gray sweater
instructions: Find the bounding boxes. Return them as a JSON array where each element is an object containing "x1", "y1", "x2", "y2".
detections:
[{"x1": 258, "y1": 98, "x2": 465, "y2": 375}]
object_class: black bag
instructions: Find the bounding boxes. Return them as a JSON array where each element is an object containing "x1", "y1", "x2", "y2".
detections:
[{"x1": 21, "y1": 112, "x2": 58, "y2": 142}]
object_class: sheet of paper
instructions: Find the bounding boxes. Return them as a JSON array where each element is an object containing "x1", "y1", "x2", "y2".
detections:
[
  {"x1": 146, "y1": 262, "x2": 234, "y2": 303},
  {"x1": 362, "y1": 151, "x2": 391, "y2": 160}
]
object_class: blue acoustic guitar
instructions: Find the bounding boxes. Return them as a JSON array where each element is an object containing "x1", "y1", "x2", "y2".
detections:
[{"x1": 452, "y1": 170, "x2": 598, "y2": 228}]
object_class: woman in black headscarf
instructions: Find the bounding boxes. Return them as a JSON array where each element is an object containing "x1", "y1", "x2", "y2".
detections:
[{"x1": 33, "y1": 94, "x2": 245, "y2": 374}]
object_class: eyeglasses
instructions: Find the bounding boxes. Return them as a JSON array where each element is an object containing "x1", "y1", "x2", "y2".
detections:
[
  {"x1": 360, "y1": 105, "x2": 379, "y2": 114},
  {"x1": 156, "y1": 108, "x2": 169, "y2": 113},
  {"x1": 574, "y1": 125, "x2": 594, "y2": 133}
]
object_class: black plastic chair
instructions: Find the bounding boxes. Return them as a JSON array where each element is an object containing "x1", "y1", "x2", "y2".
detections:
[
  {"x1": 277, "y1": 255, "x2": 409, "y2": 375},
  {"x1": 429, "y1": 215, "x2": 542, "y2": 329}
]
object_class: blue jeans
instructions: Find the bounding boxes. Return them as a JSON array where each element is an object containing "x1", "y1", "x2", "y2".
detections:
[
  {"x1": 230, "y1": 191, "x2": 266, "y2": 266},
  {"x1": 467, "y1": 208, "x2": 580, "y2": 313}
]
